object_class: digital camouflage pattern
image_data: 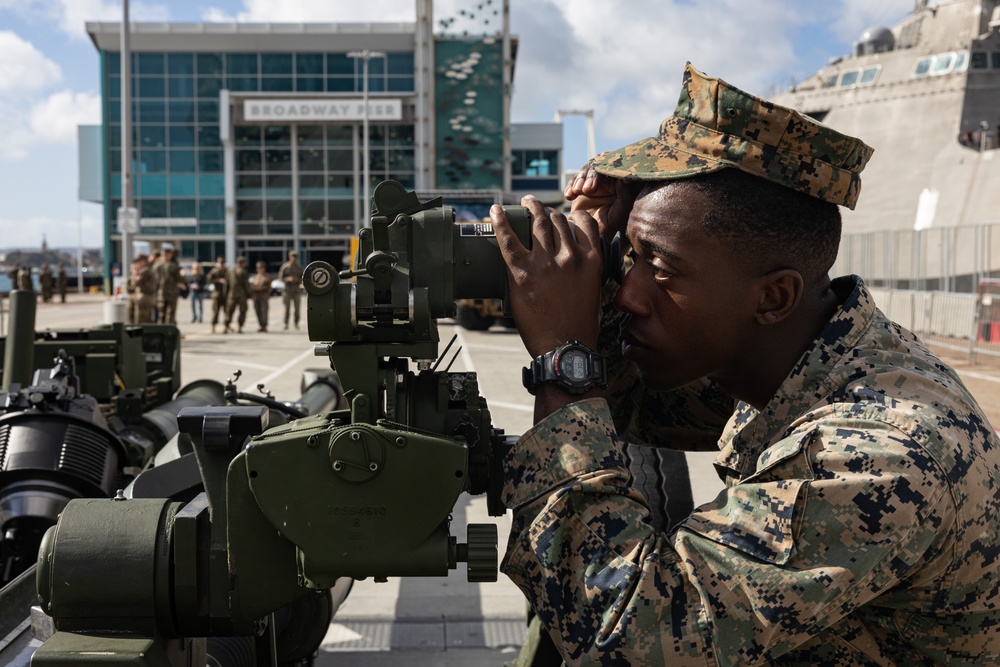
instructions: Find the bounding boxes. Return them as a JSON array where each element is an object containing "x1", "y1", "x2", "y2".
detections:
[
  {"x1": 502, "y1": 276, "x2": 1000, "y2": 666},
  {"x1": 591, "y1": 63, "x2": 875, "y2": 209}
]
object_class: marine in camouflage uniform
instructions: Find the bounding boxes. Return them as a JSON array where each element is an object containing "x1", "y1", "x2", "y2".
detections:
[
  {"x1": 224, "y1": 257, "x2": 251, "y2": 334},
  {"x1": 57, "y1": 264, "x2": 68, "y2": 303},
  {"x1": 279, "y1": 250, "x2": 303, "y2": 330},
  {"x1": 250, "y1": 261, "x2": 271, "y2": 332},
  {"x1": 39, "y1": 264, "x2": 53, "y2": 302},
  {"x1": 495, "y1": 63, "x2": 1000, "y2": 665},
  {"x1": 153, "y1": 246, "x2": 184, "y2": 324},
  {"x1": 207, "y1": 257, "x2": 228, "y2": 333},
  {"x1": 127, "y1": 255, "x2": 155, "y2": 324}
]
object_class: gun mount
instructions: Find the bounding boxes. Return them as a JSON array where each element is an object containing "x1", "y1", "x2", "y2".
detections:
[{"x1": 30, "y1": 181, "x2": 534, "y2": 666}]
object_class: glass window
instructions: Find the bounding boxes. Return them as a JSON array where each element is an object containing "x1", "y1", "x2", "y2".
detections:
[
  {"x1": 542, "y1": 150, "x2": 559, "y2": 173},
  {"x1": 386, "y1": 125, "x2": 415, "y2": 145},
  {"x1": 170, "y1": 150, "x2": 196, "y2": 171},
  {"x1": 859, "y1": 66, "x2": 880, "y2": 85},
  {"x1": 199, "y1": 174, "x2": 225, "y2": 197},
  {"x1": 387, "y1": 77, "x2": 415, "y2": 92},
  {"x1": 237, "y1": 174, "x2": 263, "y2": 196},
  {"x1": 327, "y1": 174, "x2": 353, "y2": 196},
  {"x1": 387, "y1": 52, "x2": 414, "y2": 75},
  {"x1": 327, "y1": 125, "x2": 354, "y2": 146},
  {"x1": 839, "y1": 69, "x2": 861, "y2": 87},
  {"x1": 262, "y1": 77, "x2": 294, "y2": 92},
  {"x1": 265, "y1": 149, "x2": 292, "y2": 172},
  {"x1": 366, "y1": 78, "x2": 386, "y2": 93},
  {"x1": 140, "y1": 198, "x2": 168, "y2": 218},
  {"x1": 327, "y1": 149, "x2": 353, "y2": 171},
  {"x1": 109, "y1": 100, "x2": 121, "y2": 121},
  {"x1": 227, "y1": 54, "x2": 258, "y2": 75},
  {"x1": 196, "y1": 54, "x2": 223, "y2": 75},
  {"x1": 297, "y1": 53, "x2": 324, "y2": 75},
  {"x1": 236, "y1": 126, "x2": 261, "y2": 146},
  {"x1": 107, "y1": 52, "x2": 120, "y2": 75},
  {"x1": 168, "y1": 77, "x2": 195, "y2": 98},
  {"x1": 527, "y1": 158, "x2": 550, "y2": 176},
  {"x1": 262, "y1": 54, "x2": 293, "y2": 75},
  {"x1": 168, "y1": 101, "x2": 195, "y2": 123},
  {"x1": 227, "y1": 76, "x2": 259, "y2": 92},
  {"x1": 167, "y1": 54, "x2": 194, "y2": 76},
  {"x1": 169, "y1": 174, "x2": 197, "y2": 197},
  {"x1": 263, "y1": 126, "x2": 291, "y2": 145},
  {"x1": 199, "y1": 149, "x2": 223, "y2": 171},
  {"x1": 138, "y1": 77, "x2": 165, "y2": 98},
  {"x1": 110, "y1": 150, "x2": 121, "y2": 172},
  {"x1": 169, "y1": 125, "x2": 196, "y2": 147},
  {"x1": 138, "y1": 53, "x2": 165, "y2": 75},
  {"x1": 297, "y1": 126, "x2": 325, "y2": 146},
  {"x1": 138, "y1": 151, "x2": 167, "y2": 173},
  {"x1": 329, "y1": 199, "x2": 355, "y2": 220},
  {"x1": 265, "y1": 174, "x2": 292, "y2": 196},
  {"x1": 954, "y1": 51, "x2": 969, "y2": 72},
  {"x1": 388, "y1": 174, "x2": 414, "y2": 188},
  {"x1": 296, "y1": 77, "x2": 325, "y2": 92},
  {"x1": 237, "y1": 199, "x2": 264, "y2": 221},
  {"x1": 266, "y1": 199, "x2": 293, "y2": 221},
  {"x1": 138, "y1": 100, "x2": 166, "y2": 123},
  {"x1": 197, "y1": 77, "x2": 222, "y2": 98},
  {"x1": 327, "y1": 77, "x2": 355, "y2": 92},
  {"x1": 170, "y1": 199, "x2": 196, "y2": 218},
  {"x1": 238, "y1": 149, "x2": 263, "y2": 171},
  {"x1": 327, "y1": 53, "x2": 355, "y2": 75},
  {"x1": 300, "y1": 200, "x2": 326, "y2": 221},
  {"x1": 200, "y1": 223, "x2": 224, "y2": 234},
  {"x1": 367, "y1": 58, "x2": 385, "y2": 76},
  {"x1": 913, "y1": 57, "x2": 933, "y2": 77},
  {"x1": 993, "y1": 52, "x2": 1000, "y2": 69},
  {"x1": 198, "y1": 101, "x2": 219, "y2": 123},
  {"x1": 972, "y1": 51, "x2": 989, "y2": 69},
  {"x1": 299, "y1": 174, "x2": 324, "y2": 196},
  {"x1": 298, "y1": 148, "x2": 325, "y2": 172},
  {"x1": 387, "y1": 148, "x2": 414, "y2": 171},
  {"x1": 138, "y1": 126, "x2": 166, "y2": 148},
  {"x1": 108, "y1": 125, "x2": 122, "y2": 148},
  {"x1": 108, "y1": 76, "x2": 121, "y2": 98},
  {"x1": 198, "y1": 126, "x2": 222, "y2": 148},
  {"x1": 199, "y1": 199, "x2": 224, "y2": 220},
  {"x1": 932, "y1": 52, "x2": 955, "y2": 75}
]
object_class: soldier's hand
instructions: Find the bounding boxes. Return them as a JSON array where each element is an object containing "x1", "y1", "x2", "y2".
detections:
[
  {"x1": 564, "y1": 160, "x2": 642, "y2": 240},
  {"x1": 491, "y1": 195, "x2": 603, "y2": 359}
]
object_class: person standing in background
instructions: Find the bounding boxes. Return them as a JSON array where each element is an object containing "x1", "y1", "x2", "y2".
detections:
[
  {"x1": 153, "y1": 244, "x2": 185, "y2": 324},
  {"x1": 57, "y1": 264, "x2": 68, "y2": 303},
  {"x1": 224, "y1": 256, "x2": 251, "y2": 334},
  {"x1": 250, "y1": 261, "x2": 271, "y2": 333},
  {"x1": 207, "y1": 257, "x2": 228, "y2": 334},
  {"x1": 127, "y1": 255, "x2": 155, "y2": 324},
  {"x1": 39, "y1": 265, "x2": 53, "y2": 303},
  {"x1": 279, "y1": 250, "x2": 303, "y2": 330},
  {"x1": 188, "y1": 262, "x2": 206, "y2": 323}
]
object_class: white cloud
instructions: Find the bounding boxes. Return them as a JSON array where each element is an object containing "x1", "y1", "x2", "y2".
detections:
[
  {"x1": 28, "y1": 90, "x2": 102, "y2": 144},
  {"x1": 0, "y1": 212, "x2": 102, "y2": 249},
  {"x1": 0, "y1": 31, "x2": 62, "y2": 92}
]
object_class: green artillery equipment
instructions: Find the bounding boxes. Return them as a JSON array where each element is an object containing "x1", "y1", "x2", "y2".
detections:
[{"x1": 31, "y1": 181, "x2": 533, "y2": 665}]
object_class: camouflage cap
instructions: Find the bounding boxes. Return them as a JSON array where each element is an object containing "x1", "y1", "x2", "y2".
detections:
[{"x1": 592, "y1": 63, "x2": 874, "y2": 209}]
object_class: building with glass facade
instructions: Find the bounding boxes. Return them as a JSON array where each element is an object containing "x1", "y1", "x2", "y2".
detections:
[{"x1": 84, "y1": 7, "x2": 563, "y2": 279}]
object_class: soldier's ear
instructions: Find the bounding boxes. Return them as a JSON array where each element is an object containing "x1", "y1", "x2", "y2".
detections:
[{"x1": 753, "y1": 269, "x2": 803, "y2": 326}]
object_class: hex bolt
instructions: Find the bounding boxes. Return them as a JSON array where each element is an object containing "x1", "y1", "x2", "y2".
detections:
[
  {"x1": 395, "y1": 436, "x2": 406, "y2": 447},
  {"x1": 307, "y1": 434, "x2": 319, "y2": 447},
  {"x1": 350, "y1": 431, "x2": 361, "y2": 441}
]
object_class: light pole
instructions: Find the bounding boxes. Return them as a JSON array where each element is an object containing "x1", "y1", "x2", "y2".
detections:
[
  {"x1": 347, "y1": 50, "x2": 386, "y2": 233},
  {"x1": 118, "y1": 0, "x2": 136, "y2": 296}
]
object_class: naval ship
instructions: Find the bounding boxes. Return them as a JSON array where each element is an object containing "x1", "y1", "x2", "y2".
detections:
[{"x1": 772, "y1": 0, "x2": 1000, "y2": 290}]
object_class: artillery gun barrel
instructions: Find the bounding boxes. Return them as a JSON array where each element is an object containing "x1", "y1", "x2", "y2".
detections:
[{"x1": 2, "y1": 291, "x2": 35, "y2": 390}]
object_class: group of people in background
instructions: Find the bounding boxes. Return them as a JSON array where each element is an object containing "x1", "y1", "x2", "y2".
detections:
[
  {"x1": 127, "y1": 248, "x2": 303, "y2": 335},
  {"x1": 5, "y1": 264, "x2": 68, "y2": 303}
]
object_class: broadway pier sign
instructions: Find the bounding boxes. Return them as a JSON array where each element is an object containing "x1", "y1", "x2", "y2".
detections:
[{"x1": 243, "y1": 98, "x2": 403, "y2": 122}]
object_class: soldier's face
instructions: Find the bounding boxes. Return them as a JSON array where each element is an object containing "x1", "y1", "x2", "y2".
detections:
[{"x1": 614, "y1": 183, "x2": 761, "y2": 394}]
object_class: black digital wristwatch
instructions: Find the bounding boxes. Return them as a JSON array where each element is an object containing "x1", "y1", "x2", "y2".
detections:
[{"x1": 522, "y1": 340, "x2": 608, "y2": 396}]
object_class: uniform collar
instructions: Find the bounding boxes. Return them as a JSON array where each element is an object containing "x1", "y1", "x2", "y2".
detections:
[{"x1": 715, "y1": 275, "x2": 875, "y2": 480}]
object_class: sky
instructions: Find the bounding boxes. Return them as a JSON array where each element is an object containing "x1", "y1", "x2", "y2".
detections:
[{"x1": 0, "y1": 0, "x2": 916, "y2": 250}]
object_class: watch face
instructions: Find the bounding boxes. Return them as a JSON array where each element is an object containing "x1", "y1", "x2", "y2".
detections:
[{"x1": 558, "y1": 349, "x2": 588, "y2": 381}]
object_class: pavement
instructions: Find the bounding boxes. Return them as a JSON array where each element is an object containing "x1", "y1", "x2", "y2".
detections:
[{"x1": 10, "y1": 291, "x2": 1000, "y2": 666}]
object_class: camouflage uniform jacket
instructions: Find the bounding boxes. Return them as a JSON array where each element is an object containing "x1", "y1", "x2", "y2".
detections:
[
  {"x1": 279, "y1": 261, "x2": 302, "y2": 294},
  {"x1": 502, "y1": 276, "x2": 1000, "y2": 666},
  {"x1": 130, "y1": 266, "x2": 155, "y2": 297},
  {"x1": 153, "y1": 259, "x2": 183, "y2": 300},
  {"x1": 207, "y1": 266, "x2": 228, "y2": 301},
  {"x1": 226, "y1": 266, "x2": 250, "y2": 303}
]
